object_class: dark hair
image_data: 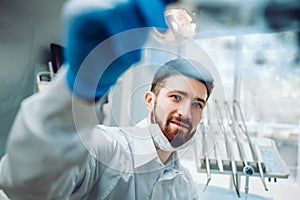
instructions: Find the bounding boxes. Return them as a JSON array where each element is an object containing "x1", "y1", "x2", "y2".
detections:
[{"x1": 150, "y1": 58, "x2": 215, "y2": 99}]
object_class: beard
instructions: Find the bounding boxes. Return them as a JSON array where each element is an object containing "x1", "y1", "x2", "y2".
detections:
[{"x1": 152, "y1": 108, "x2": 196, "y2": 148}]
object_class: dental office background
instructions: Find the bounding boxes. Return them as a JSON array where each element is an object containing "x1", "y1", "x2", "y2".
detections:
[{"x1": 1, "y1": 0, "x2": 299, "y2": 199}]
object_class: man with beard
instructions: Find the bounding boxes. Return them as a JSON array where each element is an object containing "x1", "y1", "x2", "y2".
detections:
[
  {"x1": 0, "y1": 0, "x2": 214, "y2": 199},
  {"x1": 145, "y1": 59, "x2": 214, "y2": 163}
]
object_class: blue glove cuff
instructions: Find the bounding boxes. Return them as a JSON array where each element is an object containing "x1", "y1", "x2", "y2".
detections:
[{"x1": 66, "y1": 63, "x2": 112, "y2": 100}]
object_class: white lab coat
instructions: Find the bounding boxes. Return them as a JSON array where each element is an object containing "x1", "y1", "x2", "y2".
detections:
[{"x1": 0, "y1": 68, "x2": 198, "y2": 200}]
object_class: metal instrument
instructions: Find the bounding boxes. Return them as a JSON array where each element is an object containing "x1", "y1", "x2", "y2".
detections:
[
  {"x1": 232, "y1": 100, "x2": 268, "y2": 191},
  {"x1": 214, "y1": 100, "x2": 240, "y2": 197},
  {"x1": 214, "y1": 137, "x2": 224, "y2": 173},
  {"x1": 200, "y1": 104, "x2": 212, "y2": 191},
  {"x1": 224, "y1": 101, "x2": 255, "y2": 199}
]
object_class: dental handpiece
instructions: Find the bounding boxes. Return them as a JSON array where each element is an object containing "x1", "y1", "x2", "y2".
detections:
[
  {"x1": 232, "y1": 100, "x2": 268, "y2": 191},
  {"x1": 200, "y1": 105, "x2": 212, "y2": 191},
  {"x1": 202, "y1": 129, "x2": 211, "y2": 191},
  {"x1": 214, "y1": 141, "x2": 224, "y2": 173},
  {"x1": 215, "y1": 100, "x2": 240, "y2": 197},
  {"x1": 203, "y1": 155, "x2": 211, "y2": 192},
  {"x1": 227, "y1": 139, "x2": 240, "y2": 198}
]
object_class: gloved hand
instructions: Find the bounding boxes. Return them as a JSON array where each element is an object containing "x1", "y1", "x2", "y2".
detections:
[{"x1": 63, "y1": 0, "x2": 177, "y2": 100}]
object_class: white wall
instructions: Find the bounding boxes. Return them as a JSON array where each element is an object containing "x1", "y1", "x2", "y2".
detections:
[{"x1": 0, "y1": 0, "x2": 65, "y2": 156}]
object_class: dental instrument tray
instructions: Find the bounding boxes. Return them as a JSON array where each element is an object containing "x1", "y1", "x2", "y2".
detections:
[
  {"x1": 195, "y1": 136, "x2": 290, "y2": 179},
  {"x1": 194, "y1": 100, "x2": 290, "y2": 198}
]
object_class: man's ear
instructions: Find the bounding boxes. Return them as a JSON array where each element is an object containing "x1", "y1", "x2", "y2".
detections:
[{"x1": 145, "y1": 91, "x2": 155, "y2": 111}]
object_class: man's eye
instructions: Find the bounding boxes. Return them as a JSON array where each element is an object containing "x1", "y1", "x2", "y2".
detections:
[
  {"x1": 193, "y1": 102, "x2": 203, "y2": 109},
  {"x1": 171, "y1": 95, "x2": 181, "y2": 101}
]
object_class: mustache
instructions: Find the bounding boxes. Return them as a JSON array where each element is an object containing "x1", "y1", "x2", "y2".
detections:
[{"x1": 168, "y1": 116, "x2": 192, "y2": 130}]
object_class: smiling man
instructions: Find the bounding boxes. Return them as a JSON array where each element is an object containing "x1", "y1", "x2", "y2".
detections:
[
  {"x1": 145, "y1": 58, "x2": 214, "y2": 164},
  {"x1": 0, "y1": 0, "x2": 215, "y2": 199}
]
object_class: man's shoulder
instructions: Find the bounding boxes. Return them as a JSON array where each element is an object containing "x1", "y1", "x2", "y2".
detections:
[
  {"x1": 90, "y1": 124, "x2": 130, "y2": 151},
  {"x1": 93, "y1": 124, "x2": 127, "y2": 138}
]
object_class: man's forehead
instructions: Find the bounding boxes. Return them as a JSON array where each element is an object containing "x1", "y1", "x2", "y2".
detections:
[{"x1": 161, "y1": 75, "x2": 208, "y2": 98}]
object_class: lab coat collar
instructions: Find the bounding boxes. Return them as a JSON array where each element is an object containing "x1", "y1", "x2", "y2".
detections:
[{"x1": 121, "y1": 119, "x2": 163, "y2": 169}]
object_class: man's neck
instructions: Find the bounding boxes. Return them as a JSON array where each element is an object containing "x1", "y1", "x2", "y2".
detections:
[{"x1": 155, "y1": 147, "x2": 174, "y2": 164}]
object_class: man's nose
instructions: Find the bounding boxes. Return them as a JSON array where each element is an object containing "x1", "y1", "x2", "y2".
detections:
[{"x1": 178, "y1": 102, "x2": 192, "y2": 119}]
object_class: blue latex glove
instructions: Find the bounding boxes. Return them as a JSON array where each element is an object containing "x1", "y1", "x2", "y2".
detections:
[{"x1": 63, "y1": 0, "x2": 176, "y2": 100}]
